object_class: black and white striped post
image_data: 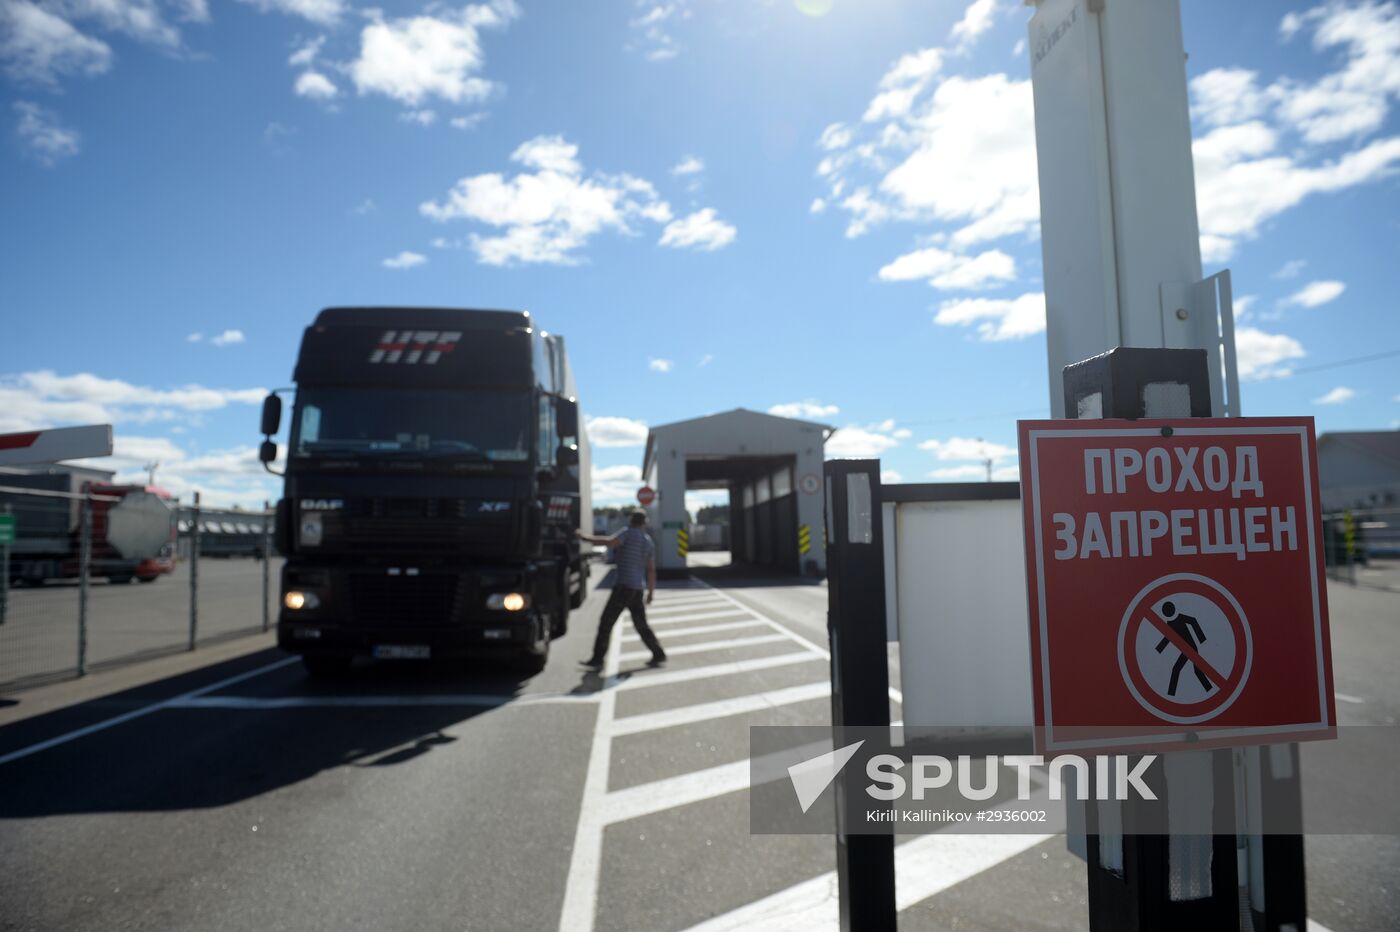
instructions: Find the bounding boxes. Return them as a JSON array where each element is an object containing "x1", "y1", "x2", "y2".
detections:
[{"x1": 822, "y1": 459, "x2": 896, "y2": 932}]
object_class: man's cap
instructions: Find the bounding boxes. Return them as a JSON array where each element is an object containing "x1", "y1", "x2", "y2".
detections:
[{"x1": 629, "y1": 509, "x2": 647, "y2": 526}]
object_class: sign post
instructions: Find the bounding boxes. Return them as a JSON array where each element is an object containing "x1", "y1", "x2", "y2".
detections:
[{"x1": 1020, "y1": 349, "x2": 1329, "y2": 931}]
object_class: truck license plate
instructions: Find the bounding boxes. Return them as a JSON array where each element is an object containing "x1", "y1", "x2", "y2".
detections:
[{"x1": 373, "y1": 645, "x2": 431, "y2": 659}]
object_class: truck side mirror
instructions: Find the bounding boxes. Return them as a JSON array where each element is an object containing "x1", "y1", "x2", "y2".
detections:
[
  {"x1": 557, "y1": 397, "x2": 579, "y2": 443},
  {"x1": 260, "y1": 394, "x2": 282, "y2": 436},
  {"x1": 557, "y1": 443, "x2": 579, "y2": 466},
  {"x1": 259, "y1": 440, "x2": 278, "y2": 464}
]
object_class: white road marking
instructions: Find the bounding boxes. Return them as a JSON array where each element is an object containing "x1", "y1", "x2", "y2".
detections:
[
  {"x1": 170, "y1": 693, "x2": 602, "y2": 710},
  {"x1": 649, "y1": 597, "x2": 728, "y2": 611},
  {"x1": 0, "y1": 656, "x2": 300, "y2": 767},
  {"x1": 644, "y1": 609, "x2": 753, "y2": 626},
  {"x1": 1334, "y1": 692, "x2": 1365, "y2": 704},
  {"x1": 614, "y1": 651, "x2": 825, "y2": 692},
  {"x1": 695, "y1": 579, "x2": 907, "y2": 708},
  {"x1": 603, "y1": 758, "x2": 753, "y2": 824},
  {"x1": 682, "y1": 832, "x2": 1052, "y2": 931},
  {"x1": 618, "y1": 633, "x2": 790, "y2": 662},
  {"x1": 610, "y1": 682, "x2": 831, "y2": 736},
  {"x1": 559, "y1": 616, "x2": 625, "y2": 932},
  {"x1": 623, "y1": 619, "x2": 766, "y2": 641}
]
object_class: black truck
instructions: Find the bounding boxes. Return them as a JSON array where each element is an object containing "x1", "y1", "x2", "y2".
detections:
[{"x1": 259, "y1": 308, "x2": 592, "y2": 676}]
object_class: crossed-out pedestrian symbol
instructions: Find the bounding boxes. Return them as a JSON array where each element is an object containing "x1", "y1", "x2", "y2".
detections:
[{"x1": 1118, "y1": 574, "x2": 1253, "y2": 725}]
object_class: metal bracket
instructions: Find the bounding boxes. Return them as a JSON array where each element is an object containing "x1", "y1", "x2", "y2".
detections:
[{"x1": 1160, "y1": 270, "x2": 1238, "y2": 417}]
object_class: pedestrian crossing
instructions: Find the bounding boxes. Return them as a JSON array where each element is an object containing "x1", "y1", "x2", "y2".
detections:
[{"x1": 559, "y1": 578, "x2": 841, "y2": 932}]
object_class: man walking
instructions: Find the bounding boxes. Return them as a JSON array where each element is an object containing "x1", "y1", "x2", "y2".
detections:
[{"x1": 577, "y1": 510, "x2": 667, "y2": 670}]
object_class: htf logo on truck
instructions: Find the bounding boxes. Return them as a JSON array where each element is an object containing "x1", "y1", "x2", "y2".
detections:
[{"x1": 369, "y1": 330, "x2": 463, "y2": 365}]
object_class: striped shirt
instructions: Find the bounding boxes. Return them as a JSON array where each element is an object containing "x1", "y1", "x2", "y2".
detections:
[{"x1": 613, "y1": 527, "x2": 654, "y2": 589}]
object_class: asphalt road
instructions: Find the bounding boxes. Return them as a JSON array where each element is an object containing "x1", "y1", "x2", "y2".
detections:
[
  {"x1": 0, "y1": 556, "x2": 1395, "y2": 930},
  {"x1": 0, "y1": 558, "x2": 279, "y2": 689}
]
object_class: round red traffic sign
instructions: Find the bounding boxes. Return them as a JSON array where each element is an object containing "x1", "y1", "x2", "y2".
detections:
[
  {"x1": 1117, "y1": 573, "x2": 1253, "y2": 725},
  {"x1": 637, "y1": 486, "x2": 656, "y2": 506}
]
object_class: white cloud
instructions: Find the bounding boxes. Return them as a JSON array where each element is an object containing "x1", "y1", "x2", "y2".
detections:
[
  {"x1": 1190, "y1": 68, "x2": 1270, "y2": 127},
  {"x1": 1233, "y1": 294, "x2": 1256, "y2": 320},
  {"x1": 809, "y1": 197, "x2": 826, "y2": 214},
  {"x1": 1272, "y1": 1, "x2": 1400, "y2": 144},
  {"x1": 1273, "y1": 258, "x2": 1308, "y2": 279},
  {"x1": 629, "y1": 1, "x2": 689, "y2": 62},
  {"x1": 1193, "y1": 123, "x2": 1400, "y2": 257},
  {"x1": 821, "y1": 69, "x2": 1039, "y2": 249},
  {"x1": 918, "y1": 436, "x2": 1015, "y2": 461},
  {"x1": 881, "y1": 469, "x2": 903, "y2": 483},
  {"x1": 593, "y1": 464, "x2": 644, "y2": 505},
  {"x1": 0, "y1": 1, "x2": 112, "y2": 85},
  {"x1": 950, "y1": 0, "x2": 1000, "y2": 52},
  {"x1": 1234, "y1": 326, "x2": 1306, "y2": 380},
  {"x1": 648, "y1": 358, "x2": 673, "y2": 373},
  {"x1": 294, "y1": 70, "x2": 338, "y2": 100},
  {"x1": 0, "y1": 370, "x2": 265, "y2": 432},
  {"x1": 382, "y1": 251, "x2": 427, "y2": 269},
  {"x1": 826, "y1": 420, "x2": 907, "y2": 458},
  {"x1": 450, "y1": 113, "x2": 486, "y2": 130},
  {"x1": 671, "y1": 155, "x2": 703, "y2": 176},
  {"x1": 697, "y1": 353, "x2": 714, "y2": 367},
  {"x1": 350, "y1": 1, "x2": 518, "y2": 106},
  {"x1": 586, "y1": 416, "x2": 648, "y2": 448},
  {"x1": 1314, "y1": 385, "x2": 1356, "y2": 405},
  {"x1": 864, "y1": 47, "x2": 943, "y2": 122},
  {"x1": 186, "y1": 332, "x2": 203, "y2": 343},
  {"x1": 13, "y1": 100, "x2": 79, "y2": 164},
  {"x1": 768, "y1": 400, "x2": 839, "y2": 419},
  {"x1": 237, "y1": 0, "x2": 343, "y2": 26},
  {"x1": 928, "y1": 464, "x2": 986, "y2": 480},
  {"x1": 933, "y1": 292, "x2": 1044, "y2": 341},
  {"x1": 1283, "y1": 279, "x2": 1346, "y2": 307},
  {"x1": 400, "y1": 108, "x2": 437, "y2": 126},
  {"x1": 877, "y1": 245, "x2": 1015, "y2": 290},
  {"x1": 422, "y1": 135, "x2": 731, "y2": 265},
  {"x1": 288, "y1": 36, "x2": 324, "y2": 68},
  {"x1": 659, "y1": 208, "x2": 736, "y2": 251},
  {"x1": 210, "y1": 329, "x2": 245, "y2": 346}
]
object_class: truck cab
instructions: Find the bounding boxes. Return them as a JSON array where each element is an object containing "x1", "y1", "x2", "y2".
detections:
[{"x1": 261, "y1": 308, "x2": 590, "y2": 676}]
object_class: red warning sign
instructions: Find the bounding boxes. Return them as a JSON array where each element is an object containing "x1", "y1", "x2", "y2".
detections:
[
  {"x1": 1018, "y1": 418, "x2": 1335, "y2": 755},
  {"x1": 636, "y1": 486, "x2": 656, "y2": 506}
]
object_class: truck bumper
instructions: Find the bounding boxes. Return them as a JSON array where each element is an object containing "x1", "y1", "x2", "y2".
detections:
[
  {"x1": 276, "y1": 561, "x2": 551, "y2": 659},
  {"x1": 278, "y1": 615, "x2": 546, "y2": 659}
]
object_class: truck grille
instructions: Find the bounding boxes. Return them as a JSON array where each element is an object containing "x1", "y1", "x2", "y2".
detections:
[
  {"x1": 348, "y1": 573, "x2": 464, "y2": 627},
  {"x1": 331, "y1": 498, "x2": 511, "y2": 552}
]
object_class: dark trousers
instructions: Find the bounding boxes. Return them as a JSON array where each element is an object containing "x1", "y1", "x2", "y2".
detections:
[{"x1": 589, "y1": 586, "x2": 664, "y2": 662}]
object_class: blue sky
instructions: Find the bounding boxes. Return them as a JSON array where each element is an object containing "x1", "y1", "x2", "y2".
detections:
[{"x1": 2, "y1": 0, "x2": 1398, "y2": 511}]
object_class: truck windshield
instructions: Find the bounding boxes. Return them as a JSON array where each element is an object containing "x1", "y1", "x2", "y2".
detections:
[{"x1": 291, "y1": 389, "x2": 530, "y2": 461}]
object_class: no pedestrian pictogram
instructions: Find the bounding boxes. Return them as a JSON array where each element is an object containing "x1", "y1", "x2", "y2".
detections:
[{"x1": 1118, "y1": 574, "x2": 1252, "y2": 726}]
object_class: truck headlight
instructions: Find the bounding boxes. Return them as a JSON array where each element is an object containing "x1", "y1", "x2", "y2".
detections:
[
  {"x1": 486, "y1": 592, "x2": 529, "y2": 612},
  {"x1": 284, "y1": 590, "x2": 321, "y2": 610}
]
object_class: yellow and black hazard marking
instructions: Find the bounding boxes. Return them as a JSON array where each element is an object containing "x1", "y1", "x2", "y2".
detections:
[
  {"x1": 797, "y1": 524, "x2": 811, "y2": 556},
  {"x1": 677, "y1": 526, "x2": 689, "y2": 558}
]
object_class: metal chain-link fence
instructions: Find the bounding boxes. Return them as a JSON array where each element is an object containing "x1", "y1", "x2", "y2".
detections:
[
  {"x1": 0, "y1": 484, "x2": 278, "y2": 692},
  {"x1": 1321, "y1": 506, "x2": 1400, "y2": 592}
]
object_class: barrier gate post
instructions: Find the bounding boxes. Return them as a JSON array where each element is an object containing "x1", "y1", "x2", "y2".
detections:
[{"x1": 822, "y1": 459, "x2": 895, "y2": 932}]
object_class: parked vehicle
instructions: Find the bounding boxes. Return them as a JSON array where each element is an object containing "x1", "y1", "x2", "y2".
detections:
[
  {"x1": 0, "y1": 467, "x2": 177, "y2": 584},
  {"x1": 261, "y1": 307, "x2": 591, "y2": 676}
]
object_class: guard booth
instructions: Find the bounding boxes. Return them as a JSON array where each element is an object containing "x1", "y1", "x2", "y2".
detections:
[{"x1": 640, "y1": 409, "x2": 832, "y2": 576}]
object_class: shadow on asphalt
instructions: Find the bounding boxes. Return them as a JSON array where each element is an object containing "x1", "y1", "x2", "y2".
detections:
[{"x1": 0, "y1": 646, "x2": 540, "y2": 819}]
